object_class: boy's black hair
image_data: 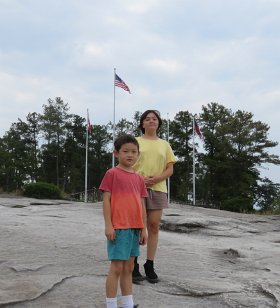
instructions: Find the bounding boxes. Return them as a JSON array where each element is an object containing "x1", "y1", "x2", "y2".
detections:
[
  {"x1": 114, "y1": 134, "x2": 139, "y2": 152},
  {"x1": 138, "y1": 110, "x2": 162, "y2": 134}
]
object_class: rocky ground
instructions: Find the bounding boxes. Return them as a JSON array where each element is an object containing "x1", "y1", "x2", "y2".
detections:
[{"x1": 0, "y1": 196, "x2": 280, "y2": 308}]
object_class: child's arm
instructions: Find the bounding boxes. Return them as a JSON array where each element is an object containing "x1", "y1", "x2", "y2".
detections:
[
  {"x1": 144, "y1": 162, "x2": 174, "y2": 186},
  {"x1": 139, "y1": 198, "x2": 147, "y2": 245},
  {"x1": 102, "y1": 191, "x2": 115, "y2": 241}
]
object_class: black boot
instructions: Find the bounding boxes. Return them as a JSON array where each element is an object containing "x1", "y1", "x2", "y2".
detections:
[
  {"x1": 132, "y1": 259, "x2": 145, "y2": 283},
  {"x1": 144, "y1": 260, "x2": 159, "y2": 283}
]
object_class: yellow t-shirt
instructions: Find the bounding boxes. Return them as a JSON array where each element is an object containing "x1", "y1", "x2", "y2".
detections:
[{"x1": 133, "y1": 137, "x2": 176, "y2": 193}]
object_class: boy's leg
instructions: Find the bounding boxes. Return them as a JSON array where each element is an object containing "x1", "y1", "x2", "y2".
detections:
[
  {"x1": 132, "y1": 229, "x2": 144, "y2": 283},
  {"x1": 120, "y1": 257, "x2": 134, "y2": 295},
  {"x1": 120, "y1": 257, "x2": 135, "y2": 308},
  {"x1": 106, "y1": 260, "x2": 123, "y2": 298}
]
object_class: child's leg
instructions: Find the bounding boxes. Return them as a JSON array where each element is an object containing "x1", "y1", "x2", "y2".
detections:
[
  {"x1": 106, "y1": 260, "x2": 124, "y2": 297},
  {"x1": 120, "y1": 257, "x2": 134, "y2": 295},
  {"x1": 120, "y1": 257, "x2": 135, "y2": 307}
]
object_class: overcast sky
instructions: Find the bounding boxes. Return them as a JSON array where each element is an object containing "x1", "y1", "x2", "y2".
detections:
[{"x1": 1, "y1": 0, "x2": 279, "y2": 182}]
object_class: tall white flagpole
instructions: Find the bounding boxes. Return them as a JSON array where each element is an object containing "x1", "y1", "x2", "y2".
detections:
[
  {"x1": 167, "y1": 113, "x2": 170, "y2": 204},
  {"x1": 112, "y1": 68, "x2": 116, "y2": 167},
  {"x1": 85, "y1": 109, "x2": 89, "y2": 202},
  {"x1": 192, "y1": 115, "x2": 196, "y2": 206}
]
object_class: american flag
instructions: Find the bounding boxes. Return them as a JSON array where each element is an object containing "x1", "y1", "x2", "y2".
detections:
[
  {"x1": 115, "y1": 74, "x2": 131, "y2": 93},
  {"x1": 194, "y1": 118, "x2": 203, "y2": 139}
]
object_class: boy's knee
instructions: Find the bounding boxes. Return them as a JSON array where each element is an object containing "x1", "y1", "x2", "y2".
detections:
[
  {"x1": 128, "y1": 261, "x2": 134, "y2": 273},
  {"x1": 123, "y1": 260, "x2": 134, "y2": 274},
  {"x1": 111, "y1": 262, "x2": 123, "y2": 275}
]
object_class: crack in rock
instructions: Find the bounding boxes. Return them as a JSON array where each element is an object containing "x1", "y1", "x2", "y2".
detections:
[
  {"x1": 44, "y1": 215, "x2": 66, "y2": 218},
  {"x1": 29, "y1": 202, "x2": 72, "y2": 206},
  {"x1": 223, "y1": 248, "x2": 241, "y2": 257},
  {"x1": 160, "y1": 220, "x2": 206, "y2": 233},
  {"x1": 8, "y1": 264, "x2": 53, "y2": 272},
  {"x1": 29, "y1": 202, "x2": 60, "y2": 205},
  {"x1": 0, "y1": 274, "x2": 107, "y2": 307},
  {"x1": 164, "y1": 214, "x2": 182, "y2": 217},
  {"x1": 155, "y1": 282, "x2": 240, "y2": 298},
  {"x1": 257, "y1": 285, "x2": 279, "y2": 306},
  {"x1": 0, "y1": 275, "x2": 76, "y2": 307}
]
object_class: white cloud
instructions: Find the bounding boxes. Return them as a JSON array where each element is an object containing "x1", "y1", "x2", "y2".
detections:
[
  {"x1": 0, "y1": 0, "x2": 280, "y2": 181},
  {"x1": 84, "y1": 44, "x2": 104, "y2": 57},
  {"x1": 146, "y1": 58, "x2": 183, "y2": 73},
  {"x1": 125, "y1": 0, "x2": 160, "y2": 13}
]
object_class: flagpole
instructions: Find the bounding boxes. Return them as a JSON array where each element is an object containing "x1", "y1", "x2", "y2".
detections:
[
  {"x1": 113, "y1": 68, "x2": 116, "y2": 167},
  {"x1": 85, "y1": 109, "x2": 89, "y2": 203},
  {"x1": 192, "y1": 115, "x2": 196, "y2": 206},
  {"x1": 167, "y1": 113, "x2": 170, "y2": 205}
]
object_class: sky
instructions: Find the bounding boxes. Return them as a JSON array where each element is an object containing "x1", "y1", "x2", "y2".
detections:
[{"x1": 0, "y1": 0, "x2": 279, "y2": 182}]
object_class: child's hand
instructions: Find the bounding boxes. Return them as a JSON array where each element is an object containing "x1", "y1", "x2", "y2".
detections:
[
  {"x1": 105, "y1": 225, "x2": 116, "y2": 241},
  {"x1": 144, "y1": 176, "x2": 159, "y2": 187},
  {"x1": 139, "y1": 229, "x2": 147, "y2": 246}
]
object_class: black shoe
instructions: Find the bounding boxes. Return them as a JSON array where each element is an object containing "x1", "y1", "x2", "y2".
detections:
[
  {"x1": 132, "y1": 263, "x2": 145, "y2": 283},
  {"x1": 144, "y1": 261, "x2": 159, "y2": 283}
]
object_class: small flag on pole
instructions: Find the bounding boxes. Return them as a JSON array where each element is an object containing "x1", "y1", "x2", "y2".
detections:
[
  {"x1": 194, "y1": 118, "x2": 203, "y2": 139},
  {"x1": 115, "y1": 74, "x2": 131, "y2": 93},
  {"x1": 87, "y1": 110, "x2": 93, "y2": 134}
]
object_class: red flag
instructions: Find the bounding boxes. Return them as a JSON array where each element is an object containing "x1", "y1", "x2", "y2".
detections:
[
  {"x1": 115, "y1": 73, "x2": 131, "y2": 93},
  {"x1": 194, "y1": 118, "x2": 203, "y2": 139}
]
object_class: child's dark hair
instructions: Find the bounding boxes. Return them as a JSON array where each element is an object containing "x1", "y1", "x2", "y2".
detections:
[
  {"x1": 114, "y1": 134, "x2": 139, "y2": 152},
  {"x1": 139, "y1": 110, "x2": 162, "y2": 134}
]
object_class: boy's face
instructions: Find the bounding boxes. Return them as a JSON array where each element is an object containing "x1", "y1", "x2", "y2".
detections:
[{"x1": 114, "y1": 143, "x2": 139, "y2": 167}]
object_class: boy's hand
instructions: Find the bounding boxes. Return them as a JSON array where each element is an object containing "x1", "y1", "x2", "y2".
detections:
[
  {"x1": 139, "y1": 229, "x2": 147, "y2": 246},
  {"x1": 105, "y1": 225, "x2": 116, "y2": 241}
]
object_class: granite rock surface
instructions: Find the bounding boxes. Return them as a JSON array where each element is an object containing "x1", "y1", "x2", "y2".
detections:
[{"x1": 0, "y1": 196, "x2": 280, "y2": 307}]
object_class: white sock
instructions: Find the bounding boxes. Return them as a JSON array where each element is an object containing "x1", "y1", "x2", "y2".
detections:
[
  {"x1": 106, "y1": 297, "x2": 117, "y2": 308},
  {"x1": 121, "y1": 294, "x2": 134, "y2": 308}
]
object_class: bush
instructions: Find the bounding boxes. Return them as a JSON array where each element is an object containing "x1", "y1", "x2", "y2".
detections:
[
  {"x1": 220, "y1": 196, "x2": 254, "y2": 213},
  {"x1": 23, "y1": 182, "x2": 63, "y2": 199}
]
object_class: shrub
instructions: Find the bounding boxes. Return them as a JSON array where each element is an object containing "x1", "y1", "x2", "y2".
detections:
[{"x1": 23, "y1": 182, "x2": 63, "y2": 199}]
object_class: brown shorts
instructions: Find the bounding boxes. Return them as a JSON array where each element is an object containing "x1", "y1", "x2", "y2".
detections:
[{"x1": 145, "y1": 189, "x2": 168, "y2": 210}]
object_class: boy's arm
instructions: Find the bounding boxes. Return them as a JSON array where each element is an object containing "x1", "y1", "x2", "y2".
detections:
[
  {"x1": 139, "y1": 198, "x2": 147, "y2": 245},
  {"x1": 102, "y1": 191, "x2": 115, "y2": 241}
]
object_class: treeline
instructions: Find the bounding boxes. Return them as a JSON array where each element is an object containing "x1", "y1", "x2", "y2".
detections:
[{"x1": 1, "y1": 97, "x2": 280, "y2": 213}]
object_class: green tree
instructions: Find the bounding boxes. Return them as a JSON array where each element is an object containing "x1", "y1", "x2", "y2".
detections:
[
  {"x1": 62, "y1": 114, "x2": 86, "y2": 192},
  {"x1": 169, "y1": 111, "x2": 193, "y2": 202},
  {"x1": 88, "y1": 124, "x2": 111, "y2": 188},
  {"x1": 200, "y1": 102, "x2": 280, "y2": 212},
  {"x1": 40, "y1": 97, "x2": 70, "y2": 187},
  {"x1": 253, "y1": 178, "x2": 280, "y2": 212},
  {"x1": 24, "y1": 112, "x2": 40, "y2": 182},
  {"x1": 0, "y1": 122, "x2": 30, "y2": 191}
]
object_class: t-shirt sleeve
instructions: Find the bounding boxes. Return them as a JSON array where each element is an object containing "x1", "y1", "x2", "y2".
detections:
[
  {"x1": 99, "y1": 170, "x2": 113, "y2": 192},
  {"x1": 166, "y1": 143, "x2": 176, "y2": 164}
]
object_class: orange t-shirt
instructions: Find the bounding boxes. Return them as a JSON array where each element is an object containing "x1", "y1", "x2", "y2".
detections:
[{"x1": 99, "y1": 167, "x2": 148, "y2": 229}]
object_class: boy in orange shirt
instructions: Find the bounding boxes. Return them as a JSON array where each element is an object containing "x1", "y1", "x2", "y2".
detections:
[{"x1": 99, "y1": 135, "x2": 147, "y2": 308}]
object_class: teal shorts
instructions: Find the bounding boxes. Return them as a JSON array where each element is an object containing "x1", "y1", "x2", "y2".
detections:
[{"x1": 107, "y1": 229, "x2": 140, "y2": 261}]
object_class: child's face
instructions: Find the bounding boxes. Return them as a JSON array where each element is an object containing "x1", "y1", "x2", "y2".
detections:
[
  {"x1": 142, "y1": 112, "x2": 159, "y2": 131},
  {"x1": 115, "y1": 143, "x2": 139, "y2": 168}
]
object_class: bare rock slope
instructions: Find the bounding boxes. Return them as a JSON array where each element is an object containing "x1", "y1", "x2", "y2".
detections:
[{"x1": 0, "y1": 196, "x2": 280, "y2": 307}]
